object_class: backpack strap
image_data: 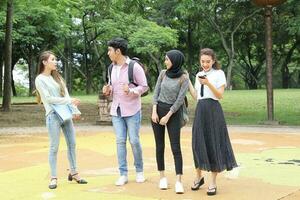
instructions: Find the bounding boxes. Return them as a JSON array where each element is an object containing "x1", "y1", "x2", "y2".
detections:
[
  {"x1": 128, "y1": 60, "x2": 138, "y2": 86},
  {"x1": 108, "y1": 60, "x2": 138, "y2": 86}
]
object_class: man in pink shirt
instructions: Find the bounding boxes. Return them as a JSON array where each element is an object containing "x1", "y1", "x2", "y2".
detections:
[{"x1": 102, "y1": 38, "x2": 148, "y2": 186}]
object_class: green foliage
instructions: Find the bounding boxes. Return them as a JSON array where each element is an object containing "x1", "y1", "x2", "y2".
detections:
[
  {"x1": 129, "y1": 20, "x2": 178, "y2": 54},
  {"x1": 284, "y1": 0, "x2": 300, "y2": 35},
  {"x1": 0, "y1": 11, "x2": 5, "y2": 40},
  {"x1": 13, "y1": 1, "x2": 63, "y2": 46},
  {"x1": 15, "y1": 83, "x2": 29, "y2": 96},
  {"x1": 1, "y1": 0, "x2": 300, "y2": 96}
]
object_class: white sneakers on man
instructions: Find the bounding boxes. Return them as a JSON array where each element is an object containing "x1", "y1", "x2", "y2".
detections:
[
  {"x1": 115, "y1": 175, "x2": 128, "y2": 186},
  {"x1": 136, "y1": 172, "x2": 146, "y2": 183},
  {"x1": 175, "y1": 181, "x2": 184, "y2": 194},
  {"x1": 159, "y1": 177, "x2": 168, "y2": 190}
]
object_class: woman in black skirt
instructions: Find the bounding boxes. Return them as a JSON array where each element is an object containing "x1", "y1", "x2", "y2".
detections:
[{"x1": 188, "y1": 48, "x2": 237, "y2": 196}]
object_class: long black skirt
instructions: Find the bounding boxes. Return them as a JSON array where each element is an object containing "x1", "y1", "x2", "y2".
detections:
[{"x1": 192, "y1": 98, "x2": 237, "y2": 172}]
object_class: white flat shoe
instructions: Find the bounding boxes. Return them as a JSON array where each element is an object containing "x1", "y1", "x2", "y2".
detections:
[
  {"x1": 175, "y1": 181, "x2": 184, "y2": 194},
  {"x1": 159, "y1": 177, "x2": 168, "y2": 190}
]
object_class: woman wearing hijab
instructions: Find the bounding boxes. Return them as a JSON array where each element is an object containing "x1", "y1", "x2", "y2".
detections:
[{"x1": 151, "y1": 49, "x2": 189, "y2": 194}]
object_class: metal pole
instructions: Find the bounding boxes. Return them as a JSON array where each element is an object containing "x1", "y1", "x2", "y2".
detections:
[{"x1": 265, "y1": 5, "x2": 274, "y2": 121}]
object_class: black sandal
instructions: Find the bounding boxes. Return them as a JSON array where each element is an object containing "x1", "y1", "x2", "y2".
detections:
[
  {"x1": 68, "y1": 173, "x2": 88, "y2": 184},
  {"x1": 207, "y1": 186, "x2": 217, "y2": 196},
  {"x1": 49, "y1": 178, "x2": 57, "y2": 189},
  {"x1": 191, "y1": 177, "x2": 204, "y2": 191}
]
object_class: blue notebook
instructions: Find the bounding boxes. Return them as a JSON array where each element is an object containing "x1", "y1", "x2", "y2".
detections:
[{"x1": 52, "y1": 104, "x2": 72, "y2": 123}]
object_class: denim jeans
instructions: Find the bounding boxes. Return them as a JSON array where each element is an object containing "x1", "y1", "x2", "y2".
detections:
[
  {"x1": 112, "y1": 110, "x2": 143, "y2": 176},
  {"x1": 46, "y1": 112, "x2": 77, "y2": 177}
]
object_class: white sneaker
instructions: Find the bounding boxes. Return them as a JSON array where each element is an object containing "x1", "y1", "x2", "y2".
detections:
[
  {"x1": 175, "y1": 181, "x2": 184, "y2": 194},
  {"x1": 159, "y1": 177, "x2": 168, "y2": 190},
  {"x1": 115, "y1": 175, "x2": 128, "y2": 186},
  {"x1": 136, "y1": 172, "x2": 146, "y2": 183}
]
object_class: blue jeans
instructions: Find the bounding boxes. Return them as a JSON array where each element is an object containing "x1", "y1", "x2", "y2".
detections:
[
  {"x1": 112, "y1": 110, "x2": 143, "y2": 176},
  {"x1": 46, "y1": 112, "x2": 77, "y2": 177}
]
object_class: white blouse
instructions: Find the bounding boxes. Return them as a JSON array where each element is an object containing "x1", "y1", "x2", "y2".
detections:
[{"x1": 194, "y1": 69, "x2": 226, "y2": 100}]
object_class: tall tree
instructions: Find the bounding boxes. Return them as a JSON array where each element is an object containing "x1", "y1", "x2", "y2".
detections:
[
  {"x1": 0, "y1": 3, "x2": 6, "y2": 97},
  {"x1": 2, "y1": 0, "x2": 13, "y2": 111},
  {"x1": 0, "y1": 42, "x2": 3, "y2": 97},
  {"x1": 273, "y1": 0, "x2": 300, "y2": 88},
  {"x1": 235, "y1": 12, "x2": 266, "y2": 89},
  {"x1": 200, "y1": 1, "x2": 261, "y2": 89}
]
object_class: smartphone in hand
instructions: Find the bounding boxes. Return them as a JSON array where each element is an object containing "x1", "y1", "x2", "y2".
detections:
[{"x1": 198, "y1": 75, "x2": 206, "y2": 79}]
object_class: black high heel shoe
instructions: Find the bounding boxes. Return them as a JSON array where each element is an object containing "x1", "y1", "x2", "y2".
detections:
[
  {"x1": 68, "y1": 173, "x2": 88, "y2": 184},
  {"x1": 207, "y1": 186, "x2": 217, "y2": 196},
  {"x1": 191, "y1": 177, "x2": 204, "y2": 191}
]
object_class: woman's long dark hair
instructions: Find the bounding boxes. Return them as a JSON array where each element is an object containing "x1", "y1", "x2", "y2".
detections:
[
  {"x1": 35, "y1": 51, "x2": 66, "y2": 103},
  {"x1": 200, "y1": 48, "x2": 221, "y2": 70}
]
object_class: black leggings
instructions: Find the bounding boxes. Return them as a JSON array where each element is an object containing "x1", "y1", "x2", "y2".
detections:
[{"x1": 151, "y1": 102, "x2": 183, "y2": 175}]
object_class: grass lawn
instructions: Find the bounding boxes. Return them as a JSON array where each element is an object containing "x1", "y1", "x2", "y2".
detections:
[
  {"x1": 221, "y1": 89, "x2": 300, "y2": 125},
  {"x1": 0, "y1": 89, "x2": 300, "y2": 126}
]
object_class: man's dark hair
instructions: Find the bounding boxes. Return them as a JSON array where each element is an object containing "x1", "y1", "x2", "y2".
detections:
[{"x1": 107, "y1": 38, "x2": 128, "y2": 55}]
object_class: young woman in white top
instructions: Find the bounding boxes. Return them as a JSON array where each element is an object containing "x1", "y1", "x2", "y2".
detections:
[
  {"x1": 35, "y1": 51, "x2": 87, "y2": 189},
  {"x1": 188, "y1": 48, "x2": 237, "y2": 196}
]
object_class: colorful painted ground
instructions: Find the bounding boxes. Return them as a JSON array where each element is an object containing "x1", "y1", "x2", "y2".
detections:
[{"x1": 0, "y1": 126, "x2": 299, "y2": 200}]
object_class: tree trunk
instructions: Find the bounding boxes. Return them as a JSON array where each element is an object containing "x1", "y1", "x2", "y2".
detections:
[
  {"x1": 265, "y1": 6, "x2": 274, "y2": 121},
  {"x1": 63, "y1": 39, "x2": 69, "y2": 86},
  {"x1": 147, "y1": 59, "x2": 154, "y2": 91},
  {"x1": 298, "y1": 72, "x2": 300, "y2": 86},
  {"x1": 82, "y1": 13, "x2": 91, "y2": 94},
  {"x1": 11, "y1": 73, "x2": 16, "y2": 96},
  {"x1": 11, "y1": 54, "x2": 19, "y2": 97},
  {"x1": 68, "y1": 38, "x2": 73, "y2": 94},
  {"x1": 281, "y1": 66, "x2": 289, "y2": 88},
  {"x1": 207, "y1": 9, "x2": 260, "y2": 89},
  {"x1": 0, "y1": 45, "x2": 3, "y2": 97},
  {"x1": 2, "y1": 0, "x2": 13, "y2": 111},
  {"x1": 92, "y1": 41, "x2": 105, "y2": 93},
  {"x1": 149, "y1": 52, "x2": 163, "y2": 75},
  {"x1": 226, "y1": 57, "x2": 234, "y2": 90},
  {"x1": 281, "y1": 39, "x2": 299, "y2": 88},
  {"x1": 187, "y1": 17, "x2": 194, "y2": 72},
  {"x1": 99, "y1": 60, "x2": 107, "y2": 85},
  {"x1": 63, "y1": 38, "x2": 73, "y2": 93},
  {"x1": 27, "y1": 48, "x2": 36, "y2": 96},
  {"x1": 86, "y1": 63, "x2": 92, "y2": 94}
]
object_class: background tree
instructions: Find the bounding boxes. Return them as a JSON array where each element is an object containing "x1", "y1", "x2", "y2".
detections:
[
  {"x1": 0, "y1": 0, "x2": 300, "y2": 98},
  {"x1": 273, "y1": 0, "x2": 300, "y2": 88},
  {"x1": 2, "y1": 0, "x2": 13, "y2": 111},
  {"x1": 0, "y1": 3, "x2": 6, "y2": 97}
]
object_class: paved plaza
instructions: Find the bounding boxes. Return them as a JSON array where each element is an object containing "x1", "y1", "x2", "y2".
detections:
[{"x1": 0, "y1": 125, "x2": 299, "y2": 200}]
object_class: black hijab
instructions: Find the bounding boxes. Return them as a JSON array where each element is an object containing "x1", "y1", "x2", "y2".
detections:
[{"x1": 165, "y1": 49, "x2": 185, "y2": 78}]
